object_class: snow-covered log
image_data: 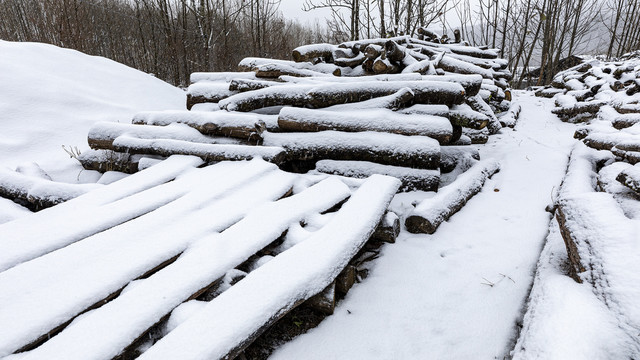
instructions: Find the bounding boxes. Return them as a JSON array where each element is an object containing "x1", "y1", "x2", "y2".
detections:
[
  {"x1": 462, "y1": 128, "x2": 490, "y2": 144},
  {"x1": 405, "y1": 159, "x2": 500, "y2": 234},
  {"x1": 400, "y1": 104, "x2": 490, "y2": 130},
  {"x1": 137, "y1": 175, "x2": 400, "y2": 360},
  {"x1": 465, "y1": 95, "x2": 502, "y2": 133},
  {"x1": 422, "y1": 74, "x2": 482, "y2": 96},
  {"x1": 582, "y1": 132, "x2": 637, "y2": 151},
  {"x1": 262, "y1": 131, "x2": 441, "y2": 170},
  {"x1": 256, "y1": 63, "x2": 339, "y2": 78},
  {"x1": 132, "y1": 111, "x2": 276, "y2": 140},
  {"x1": 551, "y1": 101, "x2": 606, "y2": 123},
  {"x1": 190, "y1": 72, "x2": 256, "y2": 83},
  {"x1": 612, "y1": 113, "x2": 640, "y2": 129},
  {"x1": 616, "y1": 164, "x2": 640, "y2": 194},
  {"x1": 0, "y1": 169, "x2": 101, "y2": 210},
  {"x1": 292, "y1": 43, "x2": 336, "y2": 63},
  {"x1": 238, "y1": 57, "x2": 339, "y2": 75},
  {"x1": 87, "y1": 122, "x2": 242, "y2": 151},
  {"x1": 218, "y1": 84, "x2": 312, "y2": 112},
  {"x1": 437, "y1": 55, "x2": 494, "y2": 79},
  {"x1": 305, "y1": 282, "x2": 336, "y2": 315},
  {"x1": 440, "y1": 145, "x2": 481, "y2": 173},
  {"x1": 77, "y1": 150, "x2": 141, "y2": 174},
  {"x1": 314, "y1": 159, "x2": 440, "y2": 192},
  {"x1": 277, "y1": 107, "x2": 453, "y2": 145},
  {"x1": 499, "y1": 102, "x2": 522, "y2": 128},
  {"x1": 371, "y1": 211, "x2": 401, "y2": 243},
  {"x1": 110, "y1": 137, "x2": 287, "y2": 165},
  {"x1": 326, "y1": 87, "x2": 414, "y2": 111},
  {"x1": 307, "y1": 80, "x2": 466, "y2": 108},
  {"x1": 186, "y1": 82, "x2": 238, "y2": 109},
  {"x1": 228, "y1": 78, "x2": 282, "y2": 92}
]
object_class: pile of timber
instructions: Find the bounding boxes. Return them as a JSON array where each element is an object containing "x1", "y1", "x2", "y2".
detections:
[
  {"x1": 82, "y1": 33, "x2": 512, "y2": 193},
  {"x1": 0, "y1": 157, "x2": 405, "y2": 360}
]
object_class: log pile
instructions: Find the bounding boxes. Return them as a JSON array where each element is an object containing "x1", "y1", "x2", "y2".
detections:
[{"x1": 81, "y1": 33, "x2": 511, "y2": 195}]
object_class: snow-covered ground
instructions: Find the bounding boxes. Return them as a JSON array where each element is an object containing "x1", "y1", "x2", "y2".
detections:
[
  {"x1": 0, "y1": 40, "x2": 185, "y2": 172},
  {"x1": 0, "y1": 40, "x2": 185, "y2": 223},
  {"x1": 271, "y1": 91, "x2": 578, "y2": 359}
]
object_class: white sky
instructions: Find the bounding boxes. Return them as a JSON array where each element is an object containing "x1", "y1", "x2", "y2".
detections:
[{"x1": 278, "y1": 0, "x2": 333, "y2": 26}]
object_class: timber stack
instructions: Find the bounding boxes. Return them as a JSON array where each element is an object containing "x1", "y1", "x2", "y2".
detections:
[{"x1": 81, "y1": 31, "x2": 512, "y2": 194}]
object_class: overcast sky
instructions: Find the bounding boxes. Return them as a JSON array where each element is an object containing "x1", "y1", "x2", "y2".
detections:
[{"x1": 278, "y1": 0, "x2": 332, "y2": 25}]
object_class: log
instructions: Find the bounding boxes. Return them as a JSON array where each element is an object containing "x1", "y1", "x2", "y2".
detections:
[
  {"x1": 612, "y1": 113, "x2": 640, "y2": 129},
  {"x1": 384, "y1": 40, "x2": 406, "y2": 63},
  {"x1": 229, "y1": 78, "x2": 282, "y2": 92},
  {"x1": 400, "y1": 104, "x2": 489, "y2": 130},
  {"x1": 0, "y1": 169, "x2": 101, "y2": 211},
  {"x1": 262, "y1": 131, "x2": 441, "y2": 170},
  {"x1": 87, "y1": 121, "x2": 242, "y2": 151},
  {"x1": 78, "y1": 149, "x2": 140, "y2": 174},
  {"x1": 551, "y1": 101, "x2": 606, "y2": 122},
  {"x1": 132, "y1": 111, "x2": 275, "y2": 141},
  {"x1": 109, "y1": 136, "x2": 287, "y2": 165},
  {"x1": 186, "y1": 82, "x2": 238, "y2": 109},
  {"x1": 277, "y1": 107, "x2": 453, "y2": 145},
  {"x1": 498, "y1": 102, "x2": 522, "y2": 128},
  {"x1": 582, "y1": 132, "x2": 637, "y2": 151},
  {"x1": 305, "y1": 282, "x2": 336, "y2": 315},
  {"x1": 465, "y1": 94, "x2": 502, "y2": 134},
  {"x1": 190, "y1": 72, "x2": 257, "y2": 83},
  {"x1": 238, "y1": 57, "x2": 338, "y2": 75},
  {"x1": 616, "y1": 164, "x2": 640, "y2": 194},
  {"x1": 371, "y1": 211, "x2": 401, "y2": 243},
  {"x1": 327, "y1": 87, "x2": 414, "y2": 111},
  {"x1": 462, "y1": 128, "x2": 489, "y2": 144},
  {"x1": 334, "y1": 53, "x2": 366, "y2": 68},
  {"x1": 314, "y1": 159, "x2": 440, "y2": 192},
  {"x1": 292, "y1": 43, "x2": 336, "y2": 63},
  {"x1": 335, "y1": 265, "x2": 357, "y2": 294},
  {"x1": 440, "y1": 145, "x2": 481, "y2": 173},
  {"x1": 422, "y1": 74, "x2": 483, "y2": 96},
  {"x1": 363, "y1": 44, "x2": 382, "y2": 59},
  {"x1": 373, "y1": 57, "x2": 400, "y2": 74},
  {"x1": 417, "y1": 27, "x2": 439, "y2": 41},
  {"x1": 256, "y1": 63, "x2": 337, "y2": 78},
  {"x1": 614, "y1": 103, "x2": 640, "y2": 114},
  {"x1": 612, "y1": 146, "x2": 640, "y2": 164},
  {"x1": 405, "y1": 159, "x2": 500, "y2": 234},
  {"x1": 307, "y1": 80, "x2": 466, "y2": 108},
  {"x1": 218, "y1": 84, "x2": 312, "y2": 112},
  {"x1": 437, "y1": 55, "x2": 494, "y2": 79}
]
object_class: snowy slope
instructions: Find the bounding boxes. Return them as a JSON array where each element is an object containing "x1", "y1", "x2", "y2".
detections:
[{"x1": 0, "y1": 40, "x2": 186, "y2": 172}]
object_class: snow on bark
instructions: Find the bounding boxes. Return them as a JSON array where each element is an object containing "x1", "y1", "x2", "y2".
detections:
[
  {"x1": 262, "y1": 131, "x2": 441, "y2": 169},
  {"x1": 0, "y1": 160, "x2": 289, "y2": 357},
  {"x1": 14, "y1": 176, "x2": 352, "y2": 360},
  {"x1": 277, "y1": 107, "x2": 452, "y2": 144},
  {"x1": 314, "y1": 159, "x2": 440, "y2": 192},
  {"x1": 405, "y1": 159, "x2": 500, "y2": 234},
  {"x1": 138, "y1": 175, "x2": 399, "y2": 360}
]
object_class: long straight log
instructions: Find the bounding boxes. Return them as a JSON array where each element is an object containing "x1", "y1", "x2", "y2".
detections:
[
  {"x1": 229, "y1": 78, "x2": 282, "y2": 92},
  {"x1": 307, "y1": 80, "x2": 465, "y2": 108},
  {"x1": 218, "y1": 85, "x2": 312, "y2": 112},
  {"x1": 422, "y1": 74, "x2": 483, "y2": 96},
  {"x1": 327, "y1": 88, "x2": 415, "y2": 111},
  {"x1": 400, "y1": 104, "x2": 490, "y2": 130},
  {"x1": 186, "y1": 82, "x2": 238, "y2": 109},
  {"x1": 315, "y1": 159, "x2": 440, "y2": 192},
  {"x1": 262, "y1": 131, "x2": 441, "y2": 169},
  {"x1": 277, "y1": 107, "x2": 453, "y2": 144},
  {"x1": 405, "y1": 159, "x2": 500, "y2": 234},
  {"x1": 292, "y1": 43, "x2": 336, "y2": 62},
  {"x1": 132, "y1": 111, "x2": 276, "y2": 141}
]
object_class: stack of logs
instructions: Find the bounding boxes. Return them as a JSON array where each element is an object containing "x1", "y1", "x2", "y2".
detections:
[
  {"x1": 537, "y1": 52, "x2": 640, "y2": 167},
  {"x1": 81, "y1": 31, "x2": 513, "y2": 193}
]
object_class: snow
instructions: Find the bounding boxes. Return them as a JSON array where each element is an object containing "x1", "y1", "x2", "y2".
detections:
[
  {"x1": 0, "y1": 168, "x2": 101, "y2": 205},
  {"x1": 15, "y1": 167, "x2": 307, "y2": 360},
  {"x1": 133, "y1": 110, "x2": 279, "y2": 132},
  {"x1": 278, "y1": 107, "x2": 452, "y2": 139},
  {"x1": 439, "y1": 55, "x2": 494, "y2": 79},
  {"x1": 186, "y1": 81, "x2": 237, "y2": 99},
  {"x1": 0, "y1": 155, "x2": 203, "y2": 272},
  {"x1": 0, "y1": 40, "x2": 185, "y2": 171},
  {"x1": 0, "y1": 159, "x2": 283, "y2": 357},
  {"x1": 138, "y1": 175, "x2": 399, "y2": 360},
  {"x1": 190, "y1": 72, "x2": 256, "y2": 83},
  {"x1": 270, "y1": 91, "x2": 579, "y2": 359}
]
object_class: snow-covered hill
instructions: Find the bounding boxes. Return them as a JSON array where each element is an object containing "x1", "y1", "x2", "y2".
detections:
[{"x1": 0, "y1": 40, "x2": 186, "y2": 171}]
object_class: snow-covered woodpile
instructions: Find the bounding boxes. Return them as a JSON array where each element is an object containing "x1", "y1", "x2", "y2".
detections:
[
  {"x1": 0, "y1": 157, "x2": 404, "y2": 359},
  {"x1": 81, "y1": 32, "x2": 511, "y2": 195}
]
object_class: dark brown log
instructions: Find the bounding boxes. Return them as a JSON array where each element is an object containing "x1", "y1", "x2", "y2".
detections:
[
  {"x1": 462, "y1": 128, "x2": 489, "y2": 144},
  {"x1": 385, "y1": 40, "x2": 405, "y2": 63},
  {"x1": 555, "y1": 205, "x2": 586, "y2": 282},
  {"x1": 364, "y1": 44, "x2": 382, "y2": 59},
  {"x1": 78, "y1": 150, "x2": 139, "y2": 174},
  {"x1": 417, "y1": 27, "x2": 439, "y2": 40},
  {"x1": 454, "y1": 29, "x2": 461, "y2": 43},
  {"x1": 552, "y1": 101, "x2": 606, "y2": 122},
  {"x1": 371, "y1": 211, "x2": 400, "y2": 243},
  {"x1": 465, "y1": 95, "x2": 502, "y2": 134},
  {"x1": 334, "y1": 53, "x2": 366, "y2": 68},
  {"x1": 612, "y1": 114, "x2": 640, "y2": 129}
]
